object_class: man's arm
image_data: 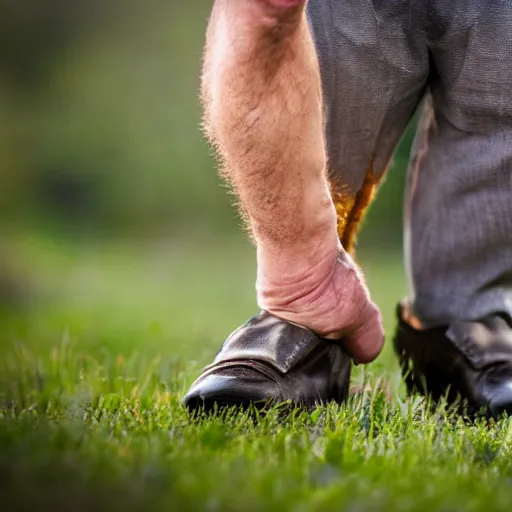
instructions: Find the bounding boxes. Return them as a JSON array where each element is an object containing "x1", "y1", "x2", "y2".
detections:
[{"x1": 201, "y1": 0, "x2": 384, "y2": 363}]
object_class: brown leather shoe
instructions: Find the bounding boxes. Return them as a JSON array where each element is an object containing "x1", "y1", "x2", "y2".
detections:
[
  {"x1": 183, "y1": 311, "x2": 352, "y2": 411},
  {"x1": 393, "y1": 302, "x2": 512, "y2": 417}
]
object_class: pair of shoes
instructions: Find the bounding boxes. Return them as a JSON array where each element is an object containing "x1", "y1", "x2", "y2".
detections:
[{"x1": 183, "y1": 306, "x2": 512, "y2": 417}]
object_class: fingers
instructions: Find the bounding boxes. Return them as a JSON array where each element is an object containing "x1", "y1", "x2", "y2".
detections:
[
  {"x1": 321, "y1": 260, "x2": 385, "y2": 363},
  {"x1": 343, "y1": 301, "x2": 385, "y2": 364},
  {"x1": 258, "y1": 245, "x2": 385, "y2": 364}
]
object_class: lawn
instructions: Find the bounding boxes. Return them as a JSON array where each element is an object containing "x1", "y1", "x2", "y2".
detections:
[{"x1": 1, "y1": 229, "x2": 512, "y2": 511}]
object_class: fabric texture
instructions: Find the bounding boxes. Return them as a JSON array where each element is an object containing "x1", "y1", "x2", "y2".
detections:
[{"x1": 307, "y1": 0, "x2": 512, "y2": 327}]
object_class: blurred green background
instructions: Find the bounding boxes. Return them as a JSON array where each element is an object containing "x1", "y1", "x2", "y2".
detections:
[{"x1": 0, "y1": 0, "x2": 414, "y2": 378}]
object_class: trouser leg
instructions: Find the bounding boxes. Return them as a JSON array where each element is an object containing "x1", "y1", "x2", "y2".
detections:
[
  {"x1": 307, "y1": 0, "x2": 428, "y2": 252},
  {"x1": 405, "y1": 4, "x2": 512, "y2": 326}
]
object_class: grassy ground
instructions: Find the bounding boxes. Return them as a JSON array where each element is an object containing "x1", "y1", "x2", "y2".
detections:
[{"x1": 2, "y1": 229, "x2": 512, "y2": 511}]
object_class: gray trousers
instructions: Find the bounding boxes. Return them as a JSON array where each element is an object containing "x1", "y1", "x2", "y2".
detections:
[{"x1": 307, "y1": 0, "x2": 512, "y2": 327}]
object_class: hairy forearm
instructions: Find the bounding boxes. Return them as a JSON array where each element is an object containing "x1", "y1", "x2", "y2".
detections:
[
  {"x1": 202, "y1": 0, "x2": 338, "y2": 275},
  {"x1": 200, "y1": 0, "x2": 384, "y2": 362}
]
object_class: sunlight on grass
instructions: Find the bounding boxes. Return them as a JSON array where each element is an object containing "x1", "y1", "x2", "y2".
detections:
[{"x1": 4, "y1": 231, "x2": 512, "y2": 511}]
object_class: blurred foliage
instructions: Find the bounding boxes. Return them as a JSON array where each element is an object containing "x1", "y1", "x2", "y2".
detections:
[{"x1": 0, "y1": 0, "x2": 413, "y2": 244}]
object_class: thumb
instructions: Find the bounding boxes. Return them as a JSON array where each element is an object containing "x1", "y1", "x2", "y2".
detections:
[{"x1": 343, "y1": 301, "x2": 385, "y2": 364}]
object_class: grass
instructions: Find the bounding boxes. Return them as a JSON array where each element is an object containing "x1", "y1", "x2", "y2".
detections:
[{"x1": 2, "y1": 229, "x2": 512, "y2": 511}]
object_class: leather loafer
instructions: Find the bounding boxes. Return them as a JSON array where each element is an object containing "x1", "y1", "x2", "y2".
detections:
[
  {"x1": 393, "y1": 302, "x2": 512, "y2": 417},
  {"x1": 183, "y1": 311, "x2": 352, "y2": 412}
]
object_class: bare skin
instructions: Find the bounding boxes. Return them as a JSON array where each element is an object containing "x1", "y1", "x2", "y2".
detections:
[{"x1": 202, "y1": 0, "x2": 384, "y2": 363}]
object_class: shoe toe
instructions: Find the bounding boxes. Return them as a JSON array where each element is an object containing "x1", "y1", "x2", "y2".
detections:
[
  {"x1": 183, "y1": 366, "x2": 282, "y2": 412},
  {"x1": 487, "y1": 379, "x2": 512, "y2": 417}
]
